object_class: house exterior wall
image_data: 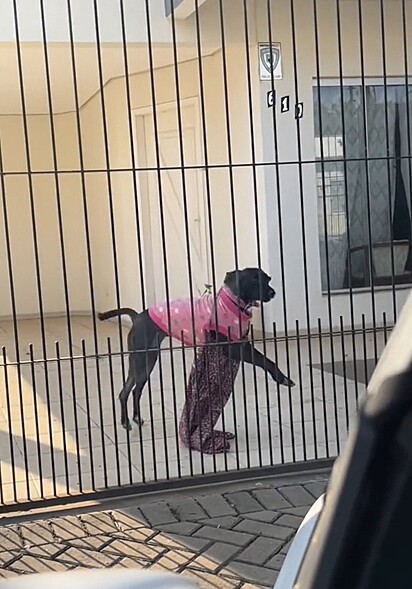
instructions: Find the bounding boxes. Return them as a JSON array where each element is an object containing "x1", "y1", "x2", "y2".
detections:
[
  {"x1": 0, "y1": 0, "x2": 188, "y2": 45},
  {"x1": 255, "y1": 0, "x2": 412, "y2": 331},
  {"x1": 0, "y1": 46, "x2": 268, "y2": 320},
  {"x1": 0, "y1": 113, "x2": 89, "y2": 317},
  {"x1": 80, "y1": 42, "x2": 268, "y2": 319},
  {"x1": 0, "y1": 0, "x2": 266, "y2": 320},
  {"x1": 1, "y1": 0, "x2": 411, "y2": 334}
]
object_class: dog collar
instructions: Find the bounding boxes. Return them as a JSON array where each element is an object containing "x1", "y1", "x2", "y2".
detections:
[{"x1": 220, "y1": 287, "x2": 253, "y2": 317}]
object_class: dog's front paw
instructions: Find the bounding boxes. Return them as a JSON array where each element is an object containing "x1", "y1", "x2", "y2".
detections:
[
  {"x1": 282, "y1": 376, "x2": 295, "y2": 388},
  {"x1": 121, "y1": 419, "x2": 133, "y2": 431}
]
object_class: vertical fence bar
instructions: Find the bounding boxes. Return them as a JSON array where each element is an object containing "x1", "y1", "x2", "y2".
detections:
[
  {"x1": 339, "y1": 316, "x2": 350, "y2": 435},
  {"x1": 382, "y1": 312, "x2": 388, "y2": 345},
  {"x1": 289, "y1": 0, "x2": 317, "y2": 462},
  {"x1": 118, "y1": 0, "x2": 147, "y2": 313},
  {"x1": 169, "y1": 3, "x2": 209, "y2": 474},
  {"x1": 336, "y1": 0, "x2": 359, "y2": 402},
  {"x1": 28, "y1": 344, "x2": 44, "y2": 499},
  {"x1": 180, "y1": 339, "x2": 194, "y2": 477},
  {"x1": 330, "y1": 331, "x2": 341, "y2": 456},
  {"x1": 357, "y1": 0, "x2": 378, "y2": 362},
  {"x1": 262, "y1": 341, "x2": 274, "y2": 468},
  {"x1": 81, "y1": 339, "x2": 96, "y2": 492},
  {"x1": 67, "y1": 366, "x2": 83, "y2": 494},
  {"x1": 193, "y1": 0, "x2": 230, "y2": 471},
  {"x1": 241, "y1": 1, "x2": 275, "y2": 468},
  {"x1": 117, "y1": 0, "x2": 149, "y2": 480},
  {"x1": 53, "y1": 378, "x2": 78, "y2": 492},
  {"x1": 313, "y1": 0, "x2": 339, "y2": 441},
  {"x1": 361, "y1": 314, "x2": 370, "y2": 387},
  {"x1": 168, "y1": 336, "x2": 185, "y2": 479},
  {"x1": 17, "y1": 352, "x2": 31, "y2": 501},
  {"x1": 93, "y1": 351, "x2": 108, "y2": 489},
  {"x1": 272, "y1": 323, "x2": 285, "y2": 464},
  {"x1": 295, "y1": 320, "x2": 307, "y2": 462},
  {"x1": 379, "y1": 0, "x2": 397, "y2": 321},
  {"x1": 55, "y1": 342, "x2": 70, "y2": 495},
  {"x1": 227, "y1": 331, "x2": 241, "y2": 469},
  {"x1": 237, "y1": 336, "x2": 251, "y2": 469},
  {"x1": 217, "y1": 1, "x2": 250, "y2": 459},
  {"x1": 204, "y1": 338, "x2": 218, "y2": 473},
  {"x1": 250, "y1": 326, "x2": 263, "y2": 467},
  {"x1": 206, "y1": 338, "x2": 220, "y2": 472},
  {"x1": 0, "y1": 134, "x2": 31, "y2": 501},
  {"x1": 146, "y1": 335, "x2": 159, "y2": 482},
  {"x1": 132, "y1": 342, "x2": 146, "y2": 485},
  {"x1": 106, "y1": 337, "x2": 122, "y2": 488},
  {"x1": 92, "y1": 0, "x2": 127, "y2": 486},
  {"x1": 238, "y1": 350, "x2": 251, "y2": 468},
  {"x1": 91, "y1": 0, "x2": 124, "y2": 340},
  {"x1": 157, "y1": 337, "x2": 170, "y2": 480},
  {"x1": 143, "y1": 0, "x2": 186, "y2": 477},
  {"x1": 217, "y1": 0, "x2": 240, "y2": 275},
  {"x1": 317, "y1": 319, "x2": 330, "y2": 459},
  {"x1": 215, "y1": 339, "x2": 230, "y2": 473},
  {"x1": 1, "y1": 348, "x2": 17, "y2": 504},
  {"x1": 66, "y1": 0, "x2": 108, "y2": 484},
  {"x1": 287, "y1": 324, "x2": 296, "y2": 463},
  {"x1": 11, "y1": 0, "x2": 54, "y2": 499},
  {"x1": 266, "y1": 1, "x2": 293, "y2": 462},
  {"x1": 38, "y1": 0, "x2": 82, "y2": 490}
]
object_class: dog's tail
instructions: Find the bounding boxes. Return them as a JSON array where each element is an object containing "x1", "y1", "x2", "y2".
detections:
[{"x1": 98, "y1": 308, "x2": 139, "y2": 323}]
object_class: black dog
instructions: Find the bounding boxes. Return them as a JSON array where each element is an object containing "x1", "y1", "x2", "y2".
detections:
[{"x1": 99, "y1": 268, "x2": 295, "y2": 430}]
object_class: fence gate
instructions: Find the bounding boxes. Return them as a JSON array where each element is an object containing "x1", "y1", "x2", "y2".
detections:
[{"x1": 0, "y1": 0, "x2": 410, "y2": 511}]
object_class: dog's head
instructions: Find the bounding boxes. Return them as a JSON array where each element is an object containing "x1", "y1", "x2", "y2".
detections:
[{"x1": 224, "y1": 267, "x2": 275, "y2": 307}]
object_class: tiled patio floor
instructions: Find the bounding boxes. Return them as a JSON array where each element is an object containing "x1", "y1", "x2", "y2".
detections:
[{"x1": 0, "y1": 315, "x2": 381, "y2": 505}]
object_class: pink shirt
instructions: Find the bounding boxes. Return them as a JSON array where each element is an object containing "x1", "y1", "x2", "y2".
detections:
[{"x1": 148, "y1": 287, "x2": 252, "y2": 346}]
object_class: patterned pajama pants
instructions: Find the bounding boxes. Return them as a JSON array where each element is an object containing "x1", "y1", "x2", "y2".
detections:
[{"x1": 179, "y1": 334, "x2": 240, "y2": 454}]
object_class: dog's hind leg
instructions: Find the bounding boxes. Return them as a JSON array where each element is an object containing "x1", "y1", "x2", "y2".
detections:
[
  {"x1": 131, "y1": 349, "x2": 159, "y2": 426},
  {"x1": 119, "y1": 372, "x2": 135, "y2": 431}
]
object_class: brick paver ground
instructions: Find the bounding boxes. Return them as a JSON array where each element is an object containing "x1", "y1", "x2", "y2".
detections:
[{"x1": 0, "y1": 473, "x2": 328, "y2": 588}]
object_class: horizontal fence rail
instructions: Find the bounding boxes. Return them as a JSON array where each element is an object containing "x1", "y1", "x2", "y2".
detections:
[{"x1": 0, "y1": 0, "x2": 410, "y2": 510}]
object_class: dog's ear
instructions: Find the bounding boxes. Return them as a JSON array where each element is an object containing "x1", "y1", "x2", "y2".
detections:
[
  {"x1": 224, "y1": 270, "x2": 241, "y2": 296},
  {"x1": 224, "y1": 270, "x2": 236, "y2": 283}
]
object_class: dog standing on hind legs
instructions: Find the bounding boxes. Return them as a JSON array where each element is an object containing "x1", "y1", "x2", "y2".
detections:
[{"x1": 98, "y1": 268, "x2": 295, "y2": 445}]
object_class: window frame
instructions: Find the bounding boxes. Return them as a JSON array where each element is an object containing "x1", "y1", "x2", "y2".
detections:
[{"x1": 313, "y1": 76, "x2": 412, "y2": 295}]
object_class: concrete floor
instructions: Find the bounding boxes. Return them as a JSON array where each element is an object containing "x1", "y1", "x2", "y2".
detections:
[{"x1": 0, "y1": 315, "x2": 383, "y2": 506}]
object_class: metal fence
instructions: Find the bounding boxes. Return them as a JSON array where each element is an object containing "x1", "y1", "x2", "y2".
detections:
[{"x1": 0, "y1": 0, "x2": 411, "y2": 511}]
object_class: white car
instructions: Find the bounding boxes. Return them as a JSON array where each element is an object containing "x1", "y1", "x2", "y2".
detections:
[
  {"x1": 274, "y1": 494, "x2": 325, "y2": 589},
  {"x1": 0, "y1": 570, "x2": 199, "y2": 589}
]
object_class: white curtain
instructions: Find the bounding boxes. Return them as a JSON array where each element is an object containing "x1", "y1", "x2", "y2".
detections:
[{"x1": 316, "y1": 84, "x2": 412, "y2": 291}]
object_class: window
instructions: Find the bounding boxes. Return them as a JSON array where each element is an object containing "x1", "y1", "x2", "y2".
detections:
[{"x1": 314, "y1": 82, "x2": 412, "y2": 291}]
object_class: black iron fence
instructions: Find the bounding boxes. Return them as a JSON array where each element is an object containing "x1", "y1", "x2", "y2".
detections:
[{"x1": 0, "y1": 0, "x2": 410, "y2": 510}]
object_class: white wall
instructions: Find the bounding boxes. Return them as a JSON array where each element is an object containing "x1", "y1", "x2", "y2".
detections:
[
  {"x1": 256, "y1": 0, "x2": 412, "y2": 331},
  {"x1": 0, "y1": 0, "x2": 245, "y2": 46},
  {"x1": 0, "y1": 0, "x2": 268, "y2": 320},
  {"x1": 2, "y1": 0, "x2": 410, "y2": 332},
  {"x1": 0, "y1": 113, "x2": 90, "y2": 317},
  {"x1": 79, "y1": 40, "x2": 268, "y2": 317},
  {"x1": 0, "y1": 0, "x2": 190, "y2": 44}
]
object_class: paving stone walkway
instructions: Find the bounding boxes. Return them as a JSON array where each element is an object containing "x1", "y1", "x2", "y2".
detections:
[{"x1": 0, "y1": 474, "x2": 328, "y2": 588}]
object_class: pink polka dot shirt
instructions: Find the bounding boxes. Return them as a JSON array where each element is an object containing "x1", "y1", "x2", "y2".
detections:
[{"x1": 148, "y1": 287, "x2": 252, "y2": 346}]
